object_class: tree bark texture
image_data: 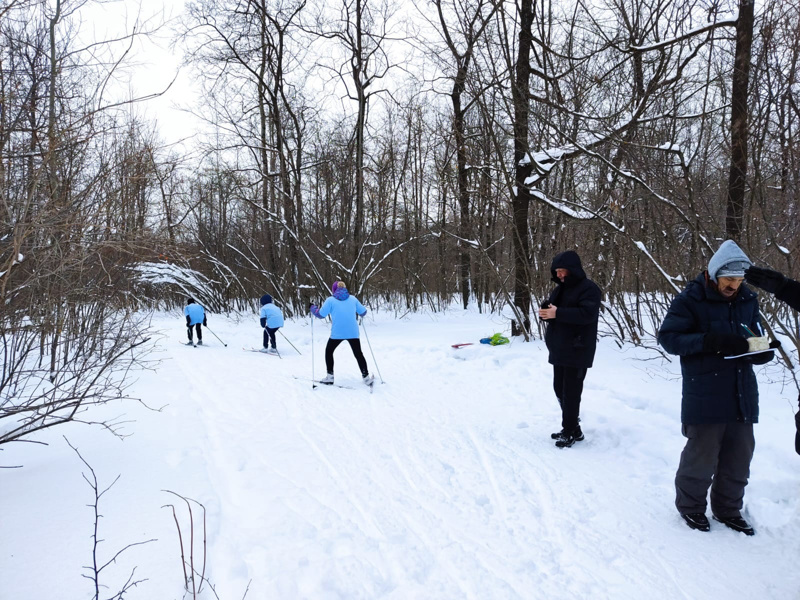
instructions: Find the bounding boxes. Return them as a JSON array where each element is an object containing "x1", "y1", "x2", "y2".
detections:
[
  {"x1": 725, "y1": 0, "x2": 755, "y2": 241},
  {"x1": 511, "y1": 0, "x2": 534, "y2": 337}
]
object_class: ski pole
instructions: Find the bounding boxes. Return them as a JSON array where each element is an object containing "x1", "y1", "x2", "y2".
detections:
[
  {"x1": 360, "y1": 317, "x2": 384, "y2": 383},
  {"x1": 310, "y1": 311, "x2": 316, "y2": 389},
  {"x1": 204, "y1": 325, "x2": 228, "y2": 347},
  {"x1": 278, "y1": 330, "x2": 302, "y2": 355}
]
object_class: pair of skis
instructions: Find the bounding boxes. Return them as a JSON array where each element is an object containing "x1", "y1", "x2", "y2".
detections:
[
  {"x1": 243, "y1": 346, "x2": 375, "y2": 391},
  {"x1": 243, "y1": 347, "x2": 280, "y2": 357},
  {"x1": 292, "y1": 375, "x2": 375, "y2": 392}
]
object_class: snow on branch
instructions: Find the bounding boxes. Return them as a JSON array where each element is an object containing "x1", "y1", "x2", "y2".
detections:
[
  {"x1": 530, "y1": 189, "x2": 681, "y2": 293},
  {"x1": 242, "y1": 199, "x2": 329, "y2": 293},
  {"x1": 633, "y1": 241, "x2": 681, "y2": 293},
  {"x1": 361, "y1": 235, "x2": 433, "y2": 285},
  {"x1": 531, "y1": 190, "x2": 595, "y2": 220},
  {"x1": 553, "y1": 135, "x2": 715, "y2": 255},
  {"x1": 129, "y1": 262, "x2": 221, "y2": 308}
]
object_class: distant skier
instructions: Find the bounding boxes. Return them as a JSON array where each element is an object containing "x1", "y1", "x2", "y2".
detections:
[
  {"x1": 185, "y1": 297, "x2": 207, "y2": 346},
  {"x1": 538, "y1": 250, "x2": 601, "y2": 448},
  {"x1": 310, "y1": 280, "x2": 374, "y2": 386},
  {"x1": 259, "y1": 294, "x2": 284, "y2": 354}
]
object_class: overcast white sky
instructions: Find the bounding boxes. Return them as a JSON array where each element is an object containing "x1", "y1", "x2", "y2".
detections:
[{"x1": 79, "y1": 0, "x2": 201, "y2": 148}]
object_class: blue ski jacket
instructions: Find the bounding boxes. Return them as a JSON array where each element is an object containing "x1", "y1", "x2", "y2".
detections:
[
  {"x1": 185, "y1": 303, "x2": 206, "y2": 326},
  {"x1": 260, "y1": 303, "x2": 284, "y2": 328},
  {"x1": 314, "y1": 288, "x2": 367, "y2": 339}
]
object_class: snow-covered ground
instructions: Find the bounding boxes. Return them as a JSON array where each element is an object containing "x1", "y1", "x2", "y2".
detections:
[{"x1": 2, "y1": 310, "x2": 799, "y2": 599}]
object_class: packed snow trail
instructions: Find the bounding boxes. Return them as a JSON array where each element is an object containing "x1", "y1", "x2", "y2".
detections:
[{"x1": 1, "y1": 311, "x2": 799, "y2": 599}]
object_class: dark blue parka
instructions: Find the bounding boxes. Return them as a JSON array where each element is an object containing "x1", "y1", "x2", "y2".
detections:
[
  {"x1": 543, "y1": 251, "x2": 602, "y2": 369},
  {"x1": 658, "y1": 273, "x2": 773, "y2": 425}
]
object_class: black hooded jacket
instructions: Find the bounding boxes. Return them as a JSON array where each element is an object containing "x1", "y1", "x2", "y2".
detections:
[
  {"x1": 774, "y1": 278, "x2": 800, "y2": 453},
  {"x1": 774, "y1": 277, "x2": 800, "y2": 312},
  {"x1": 543, "y1": 251, "x2": 602, "y2": 369},
  {"x1": 773, "y1": 278, "x2": 800, "y2": 454}
]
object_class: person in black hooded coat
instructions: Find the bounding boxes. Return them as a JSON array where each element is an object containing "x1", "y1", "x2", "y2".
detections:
[
  {"x1": 538, "y1": 250, "x2": 601, "y2": 448},
  {"x1": 745, "y1": 265, "x2": 800, "y2": 456}
]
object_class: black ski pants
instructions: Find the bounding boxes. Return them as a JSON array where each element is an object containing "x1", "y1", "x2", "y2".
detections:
[
  {"x1": 675, "y1": 422, "x2": 755, "y2": 518},
  {"x1": 187, "y1": 323, "x2": 203, "y2": 342},
  {"x1": 325, "y1": 338, "x2": 368, "y2": 377},
  {"x1": 553, "y1": 365, "x2": 587, "y2": 431},
  {"x1": 263, "y1": 327, "x2": 279, "y2": 349}
]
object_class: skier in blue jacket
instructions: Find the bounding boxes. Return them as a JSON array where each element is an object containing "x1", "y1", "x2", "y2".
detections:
[
  {"x1": 184, "y1": 297, "x2": 207, "y2": 345},
  {"x1": 310, "y1": 281, "x2": 373, "y2": 386},
  {"x1": 259, "y1": 294, "x2": 284, "y2": 354}
]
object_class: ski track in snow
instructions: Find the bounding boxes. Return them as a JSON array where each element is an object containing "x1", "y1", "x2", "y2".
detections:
[
  {"x1": 173, "y1": 316, "x2": 798, "y2": 599},
  {"x1": 2, "y1": 311, "x2": 799, "y2": 599}
]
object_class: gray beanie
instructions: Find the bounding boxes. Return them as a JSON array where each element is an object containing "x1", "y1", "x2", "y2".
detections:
[{"x1": 708, "y1": 240, "x2": 752, "y2": 282}]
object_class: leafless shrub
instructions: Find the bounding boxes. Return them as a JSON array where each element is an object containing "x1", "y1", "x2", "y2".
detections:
[{"x1": 67, "y1": 437, "x2": 156, "y2": 600}]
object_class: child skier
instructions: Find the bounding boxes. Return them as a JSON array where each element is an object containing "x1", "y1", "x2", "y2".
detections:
[
  {"x1": 184, "y1": 297, "x2": 207, "y2": 345},
  {"x1": 310, "y1": 281, "x2": 374, "y2": 386},
  {"x1": 259, "y1": 294, "x2": 284, "y2": 354}
]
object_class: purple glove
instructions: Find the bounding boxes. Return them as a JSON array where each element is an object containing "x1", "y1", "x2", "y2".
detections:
[{"x1": 309, "y1": 304, "x2": 321, "y2": 318}]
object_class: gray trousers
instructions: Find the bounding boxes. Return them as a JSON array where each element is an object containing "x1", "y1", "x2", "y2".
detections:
[{"x1": 675, "y1": 422, "x2": 755, "y2": 518}]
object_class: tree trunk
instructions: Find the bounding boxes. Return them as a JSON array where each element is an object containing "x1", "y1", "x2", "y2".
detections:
[
  {"x1": 725, "y1": 0, "x2": 755, "y2": 241},
  {"x1": 511, "y1": 0, "x2": 533, "y2": 338},
  {"x1": 453, "y1": 66, "x2": 471, "y2": 309}
]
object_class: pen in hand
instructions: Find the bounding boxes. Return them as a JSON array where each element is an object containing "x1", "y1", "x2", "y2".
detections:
[{"x1": 740, "y1": 323, "x2": 757, "y2": 337}]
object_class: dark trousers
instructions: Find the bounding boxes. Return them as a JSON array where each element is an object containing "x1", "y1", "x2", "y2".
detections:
[
  {"x1": 325, "y1": 338, "x2": 368, "y2": 376},
  {"x1": 187, "y1": 324, "x2": 202, "y2": 341},
  {"x1": 675, "y1": 422, "x2": 755, "y2": 518},
  {"x1": 553, "y1": 365, "x2": 587, "y2": 431},
  {"x1": 263, "y1": 327, "x2": 279, "y2": 349}
]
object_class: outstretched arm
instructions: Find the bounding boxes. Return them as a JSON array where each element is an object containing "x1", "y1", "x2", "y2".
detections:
[{"x1": 746, "y1": 266, "x2": 800, "y2": 312}]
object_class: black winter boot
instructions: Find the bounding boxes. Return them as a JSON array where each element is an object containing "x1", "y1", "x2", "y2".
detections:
[
  {"x1": 555, "y1": 427, "x2": 584, "y2": 448},
  {"x1": 552, "y1": 426, "x2": 584, "y2": 442},
  {"x1": 713, "y1": 515, "x2": 754, "y2": 536},
  {"x1": 681, "y1": 513, "x2": 710, "y2": 532}
]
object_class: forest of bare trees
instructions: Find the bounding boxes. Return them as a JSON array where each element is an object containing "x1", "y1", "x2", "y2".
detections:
[{"x1": 2, "y1": 0, "x2": 800, "y2": 441}]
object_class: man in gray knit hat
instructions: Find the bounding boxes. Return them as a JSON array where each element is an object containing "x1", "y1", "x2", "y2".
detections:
[{"x1": 658, "y1": 240, "x2": 776, "y2": 536}]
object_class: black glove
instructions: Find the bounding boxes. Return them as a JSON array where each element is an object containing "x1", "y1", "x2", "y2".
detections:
[
  {"x1": 745, "y1": 266, "x2": 787, "y2": 294},
  {"x1": 769, "y1": 339, "x2": 782, "y2": 350},
  {"x1": 186, "y1": 316, "x2": 191, "y2": 327},
  {"x1": 703, "y1": 332, "x2": 749, "y2": 356},
  {"x1": 203, "y1": 316, "x2": 207, "y2": 326}
]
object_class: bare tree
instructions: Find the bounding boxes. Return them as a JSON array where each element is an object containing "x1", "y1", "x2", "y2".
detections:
[
  {"x1": 433, "y1": 0, "x2": 500, "y2": 309},
  {"x1": 314, "y1": 0, "x2": 397, "y2": 286},
  {"x1": 0, "y1": 0, "x2": 166, "y2": 445},
  {"x1": 726, "y1": 0, "x2": 756, "y2": 241}
]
